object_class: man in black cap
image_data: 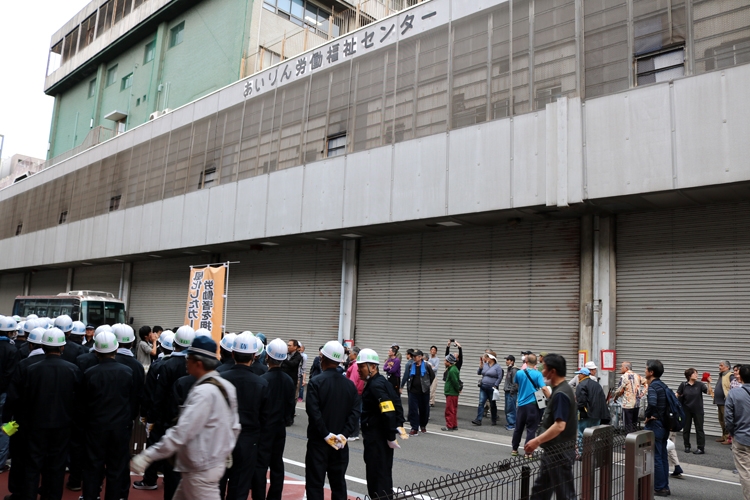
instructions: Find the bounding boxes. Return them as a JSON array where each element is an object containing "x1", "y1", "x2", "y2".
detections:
[
  {"x1": 83, "y1": 325, "x2": 96, "y2": 349},
  {"x1": 406, "y1": 350, "x2": 434, "y2": 435},
  {"x1": 504, "y1": 355, "x2": 519, "y2": 431}
]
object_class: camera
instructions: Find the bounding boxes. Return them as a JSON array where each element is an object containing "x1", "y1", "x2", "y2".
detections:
[{"x1": 449, "y1": 338, "x2": 454, "y2": 342}]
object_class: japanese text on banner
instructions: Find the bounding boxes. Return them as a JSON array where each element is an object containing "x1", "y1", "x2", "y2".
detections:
[{"x1": 185, "y1": 265, "x2": 226, "y2": 348}]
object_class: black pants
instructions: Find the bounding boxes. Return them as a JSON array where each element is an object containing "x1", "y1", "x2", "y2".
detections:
[
  {"x1": 7, "y1": 429, "x2": 29, "y2": 500},
  {"x1": 142, "y1": 428, "x2": 162, "y2": 486},
  {"x1": 622, "y1": 407, "x2": 639, "y2": 433},
  {"x1": 82, "y1": 426, "x2": 130, "y2": 500},
  {"x1": 25, "y1": 426, "x2": 71, "y2": 500},
  {"x1": 220, "y1": 432, "x2": 258, "y2": 500},
  {"x1": 408, "y1": 392, "x2": 430, "y2": 430},
  {"x1": 512, "y1": 403, "x2": 542, "y2": 451},
  {"x1": 66, "y1": 426, "x2": 85, "y2": 489},
  {"x1": 255, "y1": 427, "x2": 286, "y2": 500},
  {"x1": 304, "y1": 440, "x2": 349, "y2": 500},
  {"x1": 530, "y1": 449, "x2": 576, "y2": 500},
  {"x1": 362, "y1": 430, "x2": 394, "y2": 500},
  {"x1": 683, "y1": 409, "x2": 705, "y2": 449}
]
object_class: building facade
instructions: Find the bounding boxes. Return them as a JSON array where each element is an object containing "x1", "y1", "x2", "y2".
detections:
[{"x1": 4, "y1": 0, "x2": 750, "y2": 433}]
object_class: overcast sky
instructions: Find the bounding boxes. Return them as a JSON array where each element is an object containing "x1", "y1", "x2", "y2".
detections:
[{"x1": 0, "y1": 0, "x2": 91, "y2": 161}]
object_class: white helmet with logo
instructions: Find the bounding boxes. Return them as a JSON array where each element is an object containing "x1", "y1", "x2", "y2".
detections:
[
  {"x1": 94, "y1": 331, "x2": 118, "y2": 354},
  {"x1": 233, "y1": 332, "x2": 259, "y2": 354},
  {"x1": 266, "y1": 338, "x2": 288, "y2": 361},
  {"x1": 0, "y1": 316, "x2": 17, "y2": 332},
  {"x1": 321, "y1": 340, "x2": 345, "y2": 364},
  {"x1": 112, "y1": 324, "x2": 134, "y2": 344},
  {"x1": 95, "y1": 324, "x2": 112, "y2": 335},
  {"x1": 220, "y1": 333, "x2": 237, "y2": 352},
  {"x1": 23, "y1": 319, "x2": 38, "y2": 334},
  {"x1": 160, "y1": 332, "x2": 175, "y2": 351},
  {"x1": 174, "y1": 326, "x2": 196, "y2": 348},
  {"x1": 42, "y1": 328, "x2": 67, "y2": 347},
  {"x1": 356, "y1": 348, "x2": 380, "y2": 365},
  {"x1": 70, "y1": 321, "x2": 86, "y2": 336},
  {"x1": 53, "y1": 315, "x2": 73, "y2": 333},
  {"x1": 195, "y1": 328, "x2": 212, "y2": 338},
  {"x1": 28, "y1": 327, "x2": 46, "y2": 345}
]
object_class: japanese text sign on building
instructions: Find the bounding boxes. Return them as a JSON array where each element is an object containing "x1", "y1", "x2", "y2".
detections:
[{"x1": 185, "y1": 264, "x2": 227, "y2": 347}]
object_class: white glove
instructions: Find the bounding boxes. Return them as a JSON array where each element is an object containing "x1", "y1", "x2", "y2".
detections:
[
  {"x1": 325, "y1": 433, "x2": 339, "y2": 449},
  {"x1": 336, "y1": 434, "x2": 348, "y2": 450},
  {"x1": 388, "y1": 440, "x2": 401, "y2": 449},
  {"x1": 226, "y1": 454, "x2": 234, "y2": 469},
  {"x1": 130, "y1": 453, "x2": 152, "y2": 475}
]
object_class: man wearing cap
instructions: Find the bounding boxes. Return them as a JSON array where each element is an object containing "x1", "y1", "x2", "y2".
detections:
[
  {"x1": 571, "y1": 362, "x2": 599, "y2": 388},
  {"x1": 82, "y1": 331, "x2": 136, "y2": 500},
  {"x1": 407, "y1": 350, "x2": 435, "y2": 435},
  {"x1": 83, "y1": 325, "x2": 96, "y2": 349},
  {"x1": 574, "y1": 367, "x2": 608, "y2": 452},
  {"x1": 504, "y1": 355, "x2": 519, "y2": 431},
  {"x1": 131, "y1": 336, "x2": 240, "y2": 500},
  {"x1": 538, "y1": 352, "x2": 548, "y2": 372},
  {"x1": 441, "y1": 353, "x2": 461, "y2": 431},
  {"x1": 18, "y1": 328, "x2": 83, "y2": 500},
  {"x1": 357, "y1": 348, "x2": 405, "y2": 499},
  {"x1": 305, "y1": 340, "x2": 360, "y2": 500}
]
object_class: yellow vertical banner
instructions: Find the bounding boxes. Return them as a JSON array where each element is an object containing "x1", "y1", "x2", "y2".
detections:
[{"x1": 185, "y1": 264, "x2": 226, "y2": 348}]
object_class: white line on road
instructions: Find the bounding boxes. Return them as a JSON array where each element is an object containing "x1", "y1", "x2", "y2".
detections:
[
  {"x1": 681, "y1": 474, "x2": 741, "y2": 485},
  {"x1": 283, "y1": 457, "x2": 368, "y2": 485},
  {"x1": 428, "y1": 430, "x2": 512, "y2": 447}
]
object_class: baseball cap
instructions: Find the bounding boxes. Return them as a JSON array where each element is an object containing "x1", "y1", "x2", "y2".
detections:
[
  {"x1": 585, "y1": 362, "x2": 598, "y2": 370},
  {"x1": 575, "y1": 368, "x2": 591, "y2": 375},
  {"x1": 505, "y1": 355, "x2": 516, "y2": 362},
  {"x1": 539, "y1": 351, "x2": 548, "y2": 357}
]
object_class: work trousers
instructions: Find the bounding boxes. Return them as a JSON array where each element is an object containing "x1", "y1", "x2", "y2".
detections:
[
  {"x1": 173, "y1": 465, "x2": 225, "y2": 500},
  {"x1": 529, "y1": 449, "x2": 576, "y2": 500},
  {"x1": 0, "y1": 393, "x2": 9, "y2": 465},
  {"x1": 220, "y1": 432, "x2": 258, "y2": 500},
  {"x1": 444, "y1": 395, "x2": 458, "y2": 429},
  {"x1": 304, "y1": 440, "x2": 349, "y2": 500},
  {"x1": 142, "y1": 427, "x2": 162, "y2": 486},
  {"x1": 7, "y1": 429, "x2": 29, "y2": 500},
  {"x1": 82, "y1": 425, "x2": 131, "y2": 500},
  {"x1": 512, "y1": 403, "x2": 542, "y2": 451},
  {"x1": 504, "y1": 392, "x2": 517, "y2": 427},
  {"x1": 647, "y1": 424, "x2": 669, "y2": 492},
  {"x1": 66, "y1": 425, "x2": 85, "y2": 489},
  {"x1": 683, "y1": 409, "x2": 705, "y2": 449},
  {"x1": 622, "y1": 407, "x2": 639, "y2": 433},
  {"x1": 429, "y1": 377, "x2": 438, "y2": 406},
  {"x1": 408, "y1": 391, "x2": 430, "y2": 430},
  {"x1": 732, "y1": 441, "x2": 750, "y2": 500},
  {"x1": 25, "y1": 426, "x2": 71, "y2": 500},
  {"x1": 257, "y1": 427, "x2": 286, "y2": 500},
  {"x1": 718, "y1": 405, "x2": 728, "y2": 440},
  {"x1": 362, "y1": 431, "x2": 395, "y2": 500}
]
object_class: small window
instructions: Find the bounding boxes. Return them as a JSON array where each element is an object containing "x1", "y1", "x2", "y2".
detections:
[
  {"x1": 169, "y1": 22, "x2": 185, "y2": 48},
  {"x1": 88, "y1": 79, "x2": 97, "y2": 98},
  {"x1": 15, "y1": 223, "x2": 22, "y2": 236},
  {"x1": 121, "y1": 73, "x2": 133, "y2": 91},
  {"x1": 199, "y1": 167, "x2": 217, "y2": 189},
  {"x1": 59, "y1": 211, "x2": 68, "y2": 224},
  {"x1": 106, "y1": 65, "x2": 118, "y2": 86},
  {"x1": 109, "y1": 195, "x2": 121, "y2": 211},
  {"x1": 636, "y1": 47, "x2": 685, "y2": 86},
  {"x1": 144, "y1": 39, "x2": 156, "y2": 64},
  {"x1": 326, "y1": 134, "x2": 347, "y2": 157},
  {"x1": 260, "y1": 47, "x2": 282, "y2": 69},
  {"x1": 535, "y1": 85, "x2": 563, "y2": 109}
]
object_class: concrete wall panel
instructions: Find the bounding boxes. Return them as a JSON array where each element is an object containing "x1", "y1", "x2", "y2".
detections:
[
  {"x1": 180, "y1": 189, "x2": 209, "y2": 248},
  {"x1": 193, "y1": 93, "x2": 219, "y2": 122},
  {"x1": 30, "y1": 232, "x2": 45, "y2": 267},
  {"x1": 44, "y1": 227, "x2": 58, "y2": 265},
  {"x1": 266, "y1": 168, "x2": 304, "y2": 236},
  {"x1": 234, "y1": 175, "x2": 268, "y2": 240},
  {"x1": 91, "y1": 215, "x2": 109, "y2": 258},
  {"x1": 513, "y1": 112, "x2": 546, "y2": 208},
  {"x1": 161, "y1": 196, "x2": 185, "y2": 249},
  {"x1": 343, "y1": 146, "x2": 392, "y2": 227},
  {"x1": 54, "y1": 225, "x2": 68, "y2": 264},
  {"x1": 206, "y1": 183, "x2": 238, "y2": 244},
  {"x1": 392, "y1": 134, "x2": 447, "y2": 221},
  {"x1": 64, "y1": 221, "x2": 82, "y2": 263},
  {"x1": 106, "y1": 210, "x2": 125, "y2": 257},
  {"x1": 301, "y1": 158, "x2": 345, "y2": 233},
  {"x1": 122, "y1": 205, "x2": 143, "y2": 255},
  {"x1": 78, "y1": 218, "x2": 95, "y2": 260},
  {"x1": 139, "y1": 201, "x2": 163, "y2": 254}
]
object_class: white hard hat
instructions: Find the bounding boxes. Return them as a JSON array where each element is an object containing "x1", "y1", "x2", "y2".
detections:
[
  {"x1": 12, "y1": 315, "x2": 21, "y2": 322},
  {"x1": 321, "y1": 340, "x2": 345, "y2": 363},
  {"x1": 112, "y1": 324, "x2": 134, "y2": 344},
  {"x1": 28, "y1": 327, "x2": 45, "y2": 345},
  {"x1": 158, "y1": 330, "x2": 173, "y2": 346},
  {"x1": 95, "y1": 325, "x2": 112, "y2": 335},
  {"x1": 42, "y1": 328, "x2": 67, "y2": 347},
  {"x1": 356, "y1": 348, "x2": 380, "y2": 365},
  {"x1": 233, "y1": 332, "x2": 258, "y2": 354},
  {"x1": 0, "y1": 316, "x2": 17, "y2": 332},
  {"x1": 23, "y1": 319, "x2": 38, "y2": 334},
  {"x1": 174, "y1": 326, "x2": 196, "y2": 348},
  {"x1": 25, "y1": 314, "x2": 38, "y2": 320},
  {"x1": 94, "y1": 331, "x2": 118, "y2": 353},
  {"x1": 41, "y1": 318, "x2": 52, "y2": 328},
  {"x1": 220, "y1": 333, "x2": 237, "y2": 351},
  {"x1": 17, "y1": 321, "x2": 25, "y2": 333},
  {"x1": 195, "y1": 328, "x2": 211, "y2": 338},
  {"x1": 70, "y1": 321, "x2": 86, "y2": 336},
  {"x1": 160, "y1": 332, "x2": 175, "y2": 351},
  {"x1": 53, "y1": 315, "x2": 73, "y2": 333},
  {"x1": 266, "y1": 338, "x2": 288, "y2": 361}
]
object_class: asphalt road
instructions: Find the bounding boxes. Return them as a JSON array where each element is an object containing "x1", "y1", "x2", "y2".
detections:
[{"x1": 283, "y1": 398, "x2": 745, "y2": 499}]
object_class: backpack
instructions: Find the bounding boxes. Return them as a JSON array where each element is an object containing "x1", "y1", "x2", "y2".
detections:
[{"x1": 657, "y1": 381, "x2": 685, "y2": 432}]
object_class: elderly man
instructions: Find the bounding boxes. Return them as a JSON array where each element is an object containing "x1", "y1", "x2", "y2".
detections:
[
  {"x1": 726, "y1": 364, "x2": 750, "y2": 499},
  {"x1": 130, "y1": 336, "x2": 241, "y2": 500},
  {"x1": 616, "y1": 361, "x2": 644, "y2": 432},
  {"x1": 715, "y1": 360, "x2": 735, "y2": 444}
]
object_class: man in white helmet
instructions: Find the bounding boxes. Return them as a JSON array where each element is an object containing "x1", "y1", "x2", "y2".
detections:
[
  {"x1": 55, "y1": 315, "x2": 87, "y2": 365},
  {"x1": 17, "y1": 328, "x2": 82, "y2": 500},
  {"x1": 357, "y1": 348, "x2": 405, "y2": 500},
  {"x1": 216, "y1": 333, "x2": 237, "y2": 372},
  {"x1": 304, "y1": 340, "x2": 360, "y2": 500},
  {"x1": 254, "y1": 338, "x2": 296, "y2": 500},
  {"x1": 0, "y1": 316, "x2": 18, "y2": 474}
]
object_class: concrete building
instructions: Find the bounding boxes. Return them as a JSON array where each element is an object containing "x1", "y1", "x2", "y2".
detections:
[
  {"x1": 0, "y1": 155, "x2": 45, "y2": 190},
  {"x1": 3, "y1": 0, "x2": 750, "y2": 433}
]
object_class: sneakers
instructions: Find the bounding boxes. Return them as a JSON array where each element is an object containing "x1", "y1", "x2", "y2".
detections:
[
  {"x1": 693, "y1": 448, "x2": 705, "y2": 455},
  {"x1": 420, "y1": 427, "x2": 427, "y2": 433},
  {"x1": 684, "y1": 446, "x2": 691, "y2": 453},
  {"x1": 671, "y1": 465, "x2": 684, "y2": 478},
  {"x1": 505, "y1": 426, "x2": 515, "y2": 431},
  {"x1": 440, "y1": 426, "x2": 457, "y2": 431},
  {"x1": 491, "y1": 421, "x2": 497, "y2": 426},
  {"x1": 66, "y1": 482, "x2": 82, "y2": 491},
  {"x1": 133, "y1": 480, "x2": 158, "y2": 490},
  {"x1": 297, "y1": 398, "x2": 303, "y2": 402},
  {"x1": 654, "y1": 489, "x2": 671, "y2": 497},
  {"x1": 471, "y1": 419, "x2": 482, "y2": 426},
  {"x1": 716, "y1": 437, "x2": 727, "y2": 442},
  {"x1": 409, "y1": 429, "x2": 419, "y2": 436},
  {"x1": 511, "y1": 450, "x2": 519, "y2": 457}
]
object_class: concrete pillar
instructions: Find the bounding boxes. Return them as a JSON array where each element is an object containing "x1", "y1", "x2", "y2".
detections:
[
  {"x1": 92, "y1": 63, "x2": 107, "y2": 128},
  {"x1": 579, "y1": 215, "x2": 594, "y2": 367},
  {"x1": 66, "y1": 268, "x2": 74, "y2": 292},
  {"x1": 23, "y1": 273, "x2": 31, "y2": 295},
  {"x1": 592, "y1": 215, "x2": 616, "y2": 392},
  {"x1": 337, "y1": 240, "x2": 359, "y2": 345},
  {"x1": 148, "y1": 22, "x2": 169, "y2": 115},
  {"x1": 120, "y1": 262, "x2": 133, "y2": 321}
]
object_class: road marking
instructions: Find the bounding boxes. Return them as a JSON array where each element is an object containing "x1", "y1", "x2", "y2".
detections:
[
  {"x1": 682, "y1": 473, "x2": 741, "y2": 485},
  {"x1": 429, "y1": 430, "x2": 512, "y2": 448},
  {"x1": 283, "y1": 457, "x2": 368, "y2": 485}
]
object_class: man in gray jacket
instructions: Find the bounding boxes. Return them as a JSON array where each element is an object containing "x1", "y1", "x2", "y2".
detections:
[
  {"x1": 726, "y1": 364, "x2": 750, "y2": 499},
  {"x1": 130, "y1": 336, "x2": 241, "y2": 500}
]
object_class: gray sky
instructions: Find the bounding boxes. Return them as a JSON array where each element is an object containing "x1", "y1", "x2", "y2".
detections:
[{"x1": 0, "y1": 0, "x2": 91, "y2": 161}]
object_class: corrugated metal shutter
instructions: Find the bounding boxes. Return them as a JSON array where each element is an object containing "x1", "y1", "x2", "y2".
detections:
[
  {"x1": 129, "y1": 256, "x2": 210, "y2": 330},
  {"x1": 616, "y1": 203, "x2": 750, "y2": 437},
  {"x1": 29, "y1": 269, "x2": 68, "y2": 296},
  {"x1": 224, "y1": 243, "x2": 342, "y2": 350},
  {"x1": 0, "y1": 273, "x2": 25, "y2": 315},
  {"x1": 72, "y1": 264, "x2": 122, "y2": 297},
  {"x1": 355, "y1": 221, "x2": 581, "y2": 406}
]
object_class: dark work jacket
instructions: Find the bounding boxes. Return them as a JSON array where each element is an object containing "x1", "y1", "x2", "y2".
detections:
[
  {"x1": 540, "y1": 381, "x2": 578, "y2": 450},
  {"x1": 174, "y1": 375, "x2": 197, "y2": 407},
  {"x1": 221, "y1": 364, "x2": 270, "y2": 435},
  {"x1": 83, "y1": 358, "x2": 135, "y2": 426},
  {"x1": 216, "y1": 358, "x2": 236, "y2": 374},
  {"x1": 76, "y1": 351, "x2": 99, "y2": 373},
  {"x1": 309, "y1": 356, "x2": 322, "y2": 380},
  {"x1": 305, "y1": 368, "x2": 360, "y2": 442},
  {"x1": 3, "y1": 353, "x2": 45, "y2": 423},
  {"x1": 409, "y1": 362, "x2": 435, "y2": 394},
  {"x1": 576, "y1": 376, "x2": 609, "y2": 420},
  {"x1": 15, "y1": 342, "x2": 30, "y2": 362},
  {"x1": 0, "y1": 339, "x2": 18, "y2": 394},
  {"x1": 262, "y1": 368, "x2": 296, "y2": 429},
  {"x1": 281, "y1": 351, "x2": 302, "y2": 384},
  {"x1": 61, "y1": 339, "x2": 87, "y2": 365},
  {"x1": 20, "y1": 355, "x2": 83, "y2": 429},
  {"x1": 249, "y1": 362, "x2": 268, "y2": 376},
  {"x1": 153, "y1": 353, "x2": 188, "y2": 427},
  {"x1": 142, "y1": 356, "x2": 168, "y2": 421},
  {"x1": 361, "y1": 373, "x2": 404, "y2": 442},
  {"x1": 116, "y1": 352, "x2": 145, "y2": 419}
]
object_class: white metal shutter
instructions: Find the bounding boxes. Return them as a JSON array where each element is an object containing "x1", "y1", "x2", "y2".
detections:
[
  {"x1": 0, "y1": 273, "x2": 25, "y2": 315},
  {"x1": 616, "y1": 203, "x2": 750, "y2": 437},
  {"x1": 29, "y1": 269, "x2": 68, "y2": 296},
  {"x1": 72, "y1": 264, "x2": 122, "y2": 297},
  {"x1": 355, "y1": 220, "x2": 581, "y2": 405},
  {"x1": 224, "y1": 243, "x2": 342, "y2": 350},
  {"x1": 129, "y1": 256, "x2": 210, "y2": 330}
]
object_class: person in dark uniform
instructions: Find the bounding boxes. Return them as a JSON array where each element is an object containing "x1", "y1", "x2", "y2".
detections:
[
  {"x1": 281, "y1": 340, "x2": 302, "y2": 426},
  {"x1": 216, "y1": 333, "x2": 237, "y2": 374},
  {"x1": 407, "y1": 350, "x2": 435, "y2": 435},
  {"x1": 356, "y1": 348, "x2": 405, "y2": 500},
  {"x1": 18, "y1": 327, "x2": 82, "y2": 500},
  {"x1": 255, "y1": 338, "x2": 296, "y2": 500},
  {"x1": 0, "y1": 316, "x2": 18, "y2": 472},
  {"x1": 82, "y1": 331, "x2": 136, "y2": 500},
  {"x1": 304, "y1": 340, "x2": 360, "y2": 500},
  {"x1": 83, "y1": 325, "x2": 96, "y2": 349},
  {"x1": 55, "y1": 315, "x2": 87, "y2": 365},
  {"x1": 64, "y1": 320, "x2": 90, "y2": 492},
  {"x1": 152, "y1": 326, "x2": 195, "y2": 500},
  {"x1": 218, "y1": 332, "x2": 269, "y2": 500},
  {"x1": 12, "y1": 322, "x2": 28, "y2": 360}
]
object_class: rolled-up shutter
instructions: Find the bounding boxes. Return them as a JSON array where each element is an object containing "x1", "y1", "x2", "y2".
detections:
[
  {"x1": 355, "y1": 220, "x2": 581, "y2": 405},
  {"x1": 616, "y1": 203, "x2": 750, "y2": 437},
  {"x1": 29, "y1": 269, "x2": 68, "y2": 296},
  {"x1": 72, "y1": 264, "x2": 122, "y2": 298},
  {"x1": 224, "y1": 243, "x2": 342, "y2": 350},
  {"x1": 0, "y1": 273, "x2": 25, "y2": 315}
]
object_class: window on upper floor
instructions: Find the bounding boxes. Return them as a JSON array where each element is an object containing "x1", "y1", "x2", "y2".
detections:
[
  {"x1": 88, "y1": 79, "x2": 97, "y2": 98},
  {"x1": 170, "y1": 22, "x2": 185, "y2": 48},
  {"x1": 635, "y1": 47, "x2": 685, "y2": 86},
  {"x1": 109, "y1": 195, "x2": 121, "y2": 211},
  {"x1": 59, "y1": 211, "x2": 68, "y2": 225},
  {"x1": 326, "y1": 133, "x2": 346, "y2": 157},
  {"x1": 199, "y1": 167, "x2": 217, "y2": 189},
  {"x1": 121, "y1": 73, "x2": 133, "y2": 91},
  {"x1": 79, "y1": 14, "x2": 97, "y2": 51},
  {"x1": 262, "y1": 0, "x2": 337, "y2": 38},
  {"x1": 260, "y1": 47, "x2": 282, "y2": 69},
  {"x1": 106, "y1": 65, "x2": 118, "y2": 86},
  {"x1": 144, "y1": 39, "x2": 156, "y2": 64},
  {"x1": 704, "y1": 38, "x2": 750, "y2": 71},
  {"x1": 15, "y1": 223, "x2": 22, "y2": 236}
]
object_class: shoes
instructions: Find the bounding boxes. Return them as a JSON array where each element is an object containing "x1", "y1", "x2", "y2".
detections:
[
  {"x1": 722, "y1": 439, "x2": 733, "y2": 445},
  {"x1": 671, "y1": 465, "x2": 684, "y2": 478},
  {"x1": 491, "y1": 421, "x2": 497, "y2": 426},
  {"x1": 420, "y1": 427, "x2": 427, "y2": 433},
  {"x1": 441, "y1": 426, "x2": 457, "y2": 431},
  {"x1": 133, "y1": 481, "x2": 158, "y2": 490},
  {"x1": 505, "y1": 426, "x2": 515, "y2": 431},
  {"x1": 511, "y1": 450, "x2": 519, "y2": 457},
  {"x1": 471, "y1": 419, "x2": 482, "y2": 426},
  {"x1": 430, "y1": 404, "x2": 435, "y2": 407},
  {"x1": 684, "y1": 446, "x2": 691, "y2": 453},
  {"x1": 716, "y1": 437, "x2": 727, "y2": 442},
  {"x1": 654, "y1": 489, "x2": 671, "y2": 496},
  {"x1": 693, "y1": 448, "x2": 705, "y2": 455},
  {"x1": 348, "y1": 436, "x2": 359, "y2": 441},
  {"x1": 409, "y1": 429, "x2": 419, "y2": 436},
  {"x1": 0, "y1": 465, "x2": 9, "y2": 474},
  {"x1": 524, "y1": 454, "x2": 536, "y2": 460},
  {"x1": 66, "y1": 482, "x2": 82, "y2": 491},
  {"x1": 297, "y1": 398, "x2": 303, "y2": 402}
]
